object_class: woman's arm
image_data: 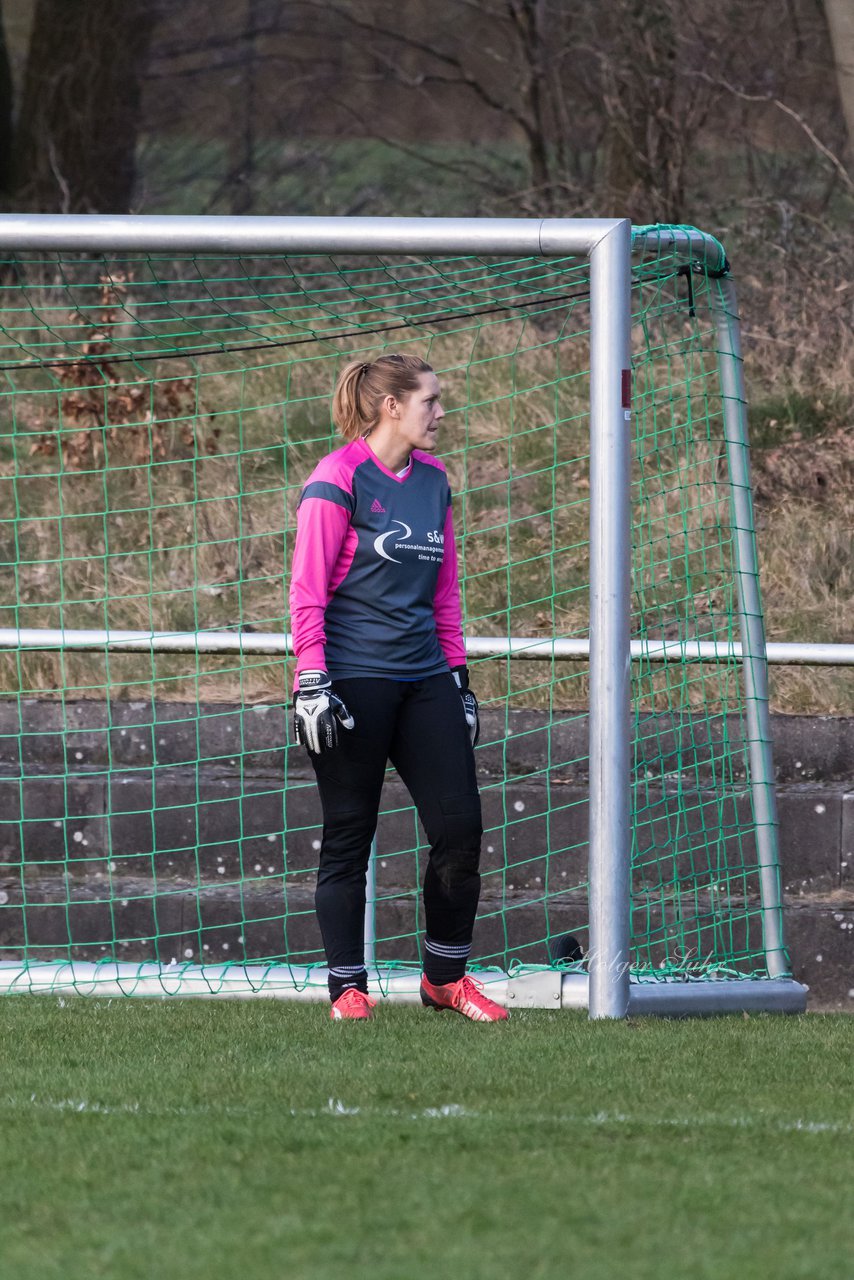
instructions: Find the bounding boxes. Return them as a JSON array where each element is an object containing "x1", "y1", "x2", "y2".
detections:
[
  {"x1": 289, "y1": 496, "x2": 351, "y2": 680},
  {"x1": 432, "y1": 500, "x2": 467, "y2": 669}
]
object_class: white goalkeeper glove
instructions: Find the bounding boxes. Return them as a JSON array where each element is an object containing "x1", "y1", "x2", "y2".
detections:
[
  {"x1": 452, "y1": 665, "x2": 480, "y2": 748},
  {"x1": 293, "y1": 671, "x2": 355, "y2": 754}
]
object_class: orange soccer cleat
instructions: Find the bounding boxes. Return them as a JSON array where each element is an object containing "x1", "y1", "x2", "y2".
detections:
[
  {"x1": 420, "y1": 974, "x2": 508, "y2": 1022},
  {"x1": 330, "y1": 988, "x2": 377, "y2": 1021}
]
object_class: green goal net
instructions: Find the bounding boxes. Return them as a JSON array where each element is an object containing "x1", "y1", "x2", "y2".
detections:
[{"x1": 0, "y1": 224, "x2": 790, "y2": 1000}]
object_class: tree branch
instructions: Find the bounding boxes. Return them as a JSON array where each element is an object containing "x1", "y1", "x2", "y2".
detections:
[
  {"x1": 326, "y1": 94, "x2": 513, "y2": 194},
  {"x1": 286, "y1": 0, "x2": 529, "y2": 130},
  {"x1": 691, "y1": 68, "x2": 854, "y2": 195}
]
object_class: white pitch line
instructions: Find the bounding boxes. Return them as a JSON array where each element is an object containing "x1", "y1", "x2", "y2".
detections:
[
  {"x1": 3, "y1": 1095, "x2": 852, "y2": 1136},
  {"x1": 1, "y1": 1095, "x2": 477, "y2": 1121}
]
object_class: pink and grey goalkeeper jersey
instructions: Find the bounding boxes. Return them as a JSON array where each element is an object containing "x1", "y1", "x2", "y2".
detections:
[{"x1": 290, "y1": 436, "x2": 467, "y2": 681}]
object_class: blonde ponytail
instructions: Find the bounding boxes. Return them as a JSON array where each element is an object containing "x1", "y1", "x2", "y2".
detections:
[{"x1": 332, "y1": 353, "x2": 432, "y2": 441}]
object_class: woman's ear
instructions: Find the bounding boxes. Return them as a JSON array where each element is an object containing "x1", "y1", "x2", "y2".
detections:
[{"x1": 382, "y1": 393, "x2": 400, "y2": 420}]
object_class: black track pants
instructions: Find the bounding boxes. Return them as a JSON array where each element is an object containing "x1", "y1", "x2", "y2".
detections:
[{"x1": 309, "y1": 673, "x2": 482, "y2": 972}]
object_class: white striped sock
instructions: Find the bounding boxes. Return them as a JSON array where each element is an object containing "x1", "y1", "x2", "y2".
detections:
[{"x1": 425, "y1": 938, "x2": 472, "y2": 959}]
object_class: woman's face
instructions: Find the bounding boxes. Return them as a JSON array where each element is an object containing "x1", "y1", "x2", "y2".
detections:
[{"x1": 392, "y1": 372, "x2": 445, "y2": 453}]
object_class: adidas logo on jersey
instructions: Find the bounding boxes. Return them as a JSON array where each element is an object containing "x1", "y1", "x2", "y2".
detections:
[{"x1": 370, "y1": 498, "x2": 386, "y2": 513}]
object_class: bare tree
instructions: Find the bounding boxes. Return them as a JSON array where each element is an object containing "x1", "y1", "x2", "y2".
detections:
[
  {"x1": 0, "y1": 0, "x2": 12, "y2": 194},
  {"x1": 227, "y1": 0, "x2": 262, "y2": 215},
  {"x1": 50, "y1": 0, "x2": 846, "y2": 226},
  {"x1": 11, "y1": 0, "x2": 156, "y2": 212},
  {"x1": 279, "y1": 0, "x2": 724, "y2": 220},
  {"x1": 139, "y1": 1, "x2": 341, "y2": 215},
  {"x1": 133, "y1": 0, "x2": 843, "y2": 223},
  {"x1": 276, "y1": 0, "x2": 594, "y2": 213},
  {"x1": 823, "y1": 0, "x2": 854, "y2": 165},
  {"x1": 587, "y1": 0, "x2": 714, "y2": 222}
]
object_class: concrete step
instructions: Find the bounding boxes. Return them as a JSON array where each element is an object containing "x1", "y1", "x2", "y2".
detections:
[
  {"x1": 0, "y1": 768, "x2": 849, "y2": 897},
  {"x1": 1, "y1": 875, "x2": 849, "y2": 1007},
  {"x1": 1, "y1": 701, "x2": 852, "y2": 1005}
]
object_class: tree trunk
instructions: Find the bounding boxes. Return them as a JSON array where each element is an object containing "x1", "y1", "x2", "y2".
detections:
[
  {"x1": 0, "y1": 0, "x2": 13, "y2": 193},
  {"x1": 823, "y1": 0, "x2": 854, "y2": 165},
  {"x1": 12, "y1": 0, "x2": 156, "y2": 212},
  {"x1": 599, "y1": 0, "x2": 691, "y2": 223},
  {"x1": 510, "y1": 0, "x2": 552, "y2": 196},
  {"x1": 227, "y1": 0, "x2": 259, "y2": 215}
]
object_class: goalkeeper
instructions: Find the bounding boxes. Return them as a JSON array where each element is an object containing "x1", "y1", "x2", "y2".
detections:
[{"x1": 289, "y1": 353, "x2": 507, "y2": 1022}]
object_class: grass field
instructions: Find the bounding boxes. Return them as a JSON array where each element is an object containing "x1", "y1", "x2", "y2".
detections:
[{"x1": 2, "y1": 998, "x2": 852, "y2": 1280}]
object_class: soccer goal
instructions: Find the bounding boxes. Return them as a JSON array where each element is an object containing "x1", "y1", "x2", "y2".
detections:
[{"x1": 0, "y1": 214, "x2": 807, "y2": 1017}]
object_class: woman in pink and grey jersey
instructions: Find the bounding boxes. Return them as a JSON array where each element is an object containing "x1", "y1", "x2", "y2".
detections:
[{"x1": 289, "y1": 353, "x2": 507, "y2": 1022}]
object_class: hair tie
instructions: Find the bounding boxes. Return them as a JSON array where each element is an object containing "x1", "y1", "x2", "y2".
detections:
[{"x1": 360, "y1": 362, "x2": 371, "y2": 377}]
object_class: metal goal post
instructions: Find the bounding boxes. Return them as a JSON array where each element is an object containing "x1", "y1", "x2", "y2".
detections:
[{"x1": 0, "y1": 214, "x2": 808, "y2": 1017}]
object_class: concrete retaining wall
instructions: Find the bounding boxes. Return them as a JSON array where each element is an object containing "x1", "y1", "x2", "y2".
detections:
[{"x1": 0, "y1": 702, "x2": 850, "y2": 1007}]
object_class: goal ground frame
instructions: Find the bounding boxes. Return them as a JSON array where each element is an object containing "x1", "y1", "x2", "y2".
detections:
[{"x1": 0, "y1": 214, "x2": 808, "y2": 1017}]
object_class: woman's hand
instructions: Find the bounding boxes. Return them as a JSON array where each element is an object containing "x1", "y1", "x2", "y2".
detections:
[
  {"x1": 293, "y1": 671, "x2": 355, "y2": 754},
  {"x1": 452, "y1": 665, "x2": 480, "y2": 748}
]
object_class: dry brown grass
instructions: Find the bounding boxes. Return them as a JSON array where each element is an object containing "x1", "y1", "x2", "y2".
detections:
[
  {"x1": 0, "y1": 252, "x2": 850, "y2": 714},
  {"x1": 751, "y1": 430, "x2": 854, "y2": 712}
]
